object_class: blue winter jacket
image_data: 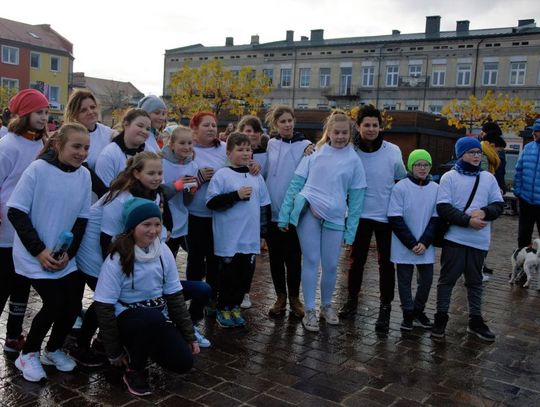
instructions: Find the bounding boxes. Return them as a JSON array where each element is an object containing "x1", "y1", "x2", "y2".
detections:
[{"x1": 514, "y1": 140, "x2": 540, "y2": 205}]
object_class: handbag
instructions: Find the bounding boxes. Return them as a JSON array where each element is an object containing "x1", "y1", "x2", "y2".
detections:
[{"x1": 433, "y1": 175, "x2": 480, "y2": 248}]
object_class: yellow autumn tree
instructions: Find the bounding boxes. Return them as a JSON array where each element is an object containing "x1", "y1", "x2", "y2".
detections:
[
  {"x1": 168, "y1": 60, "x2": 271, "y2": 118},
  {"x1": 347, "y1": 105, "x2": 394, "y2": 129},
  {"x1": 0, "y1": 85, "x2": 17, "y2": 112},
  {"x1": 442, "y1": 90, "x2": 536, "y2": 133}
]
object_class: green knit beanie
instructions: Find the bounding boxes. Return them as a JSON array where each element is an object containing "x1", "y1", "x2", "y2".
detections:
[{"x1": 407, "y1": 149, "x2": 432, "y2": 172}]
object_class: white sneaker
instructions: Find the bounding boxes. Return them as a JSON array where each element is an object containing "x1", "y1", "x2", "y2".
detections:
[
  {"x1": 320, "y1": 304, "x2": 340, "y2": 325},
  {"x1": 482, "y1": 273, "x2": 490, "y2": 282},
  {"x1": 15, "y1": 352, "x2": 47, "y2": 382},
  {"x1": 302, "y1": 309, "x2": 320, "y2": 332},
  {"x1": 240, "y1": 294, "x2": 252, "y2": 309},
  {"x1": 194, "y1": 326, "x2": 211, "y2": 348},
  {"x1": 40, "y1": 349, "x2": 76, "y2": 372}
]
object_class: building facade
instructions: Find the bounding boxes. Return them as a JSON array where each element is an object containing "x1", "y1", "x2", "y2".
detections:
[
  {"x1": 0, "y1": 17, "x2": 73, "y2": 115},
  {"x1": 164, "y1": 16, "x2": 540, "y2": 114}
]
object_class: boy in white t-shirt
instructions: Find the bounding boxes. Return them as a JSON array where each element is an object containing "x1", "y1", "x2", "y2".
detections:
[{"x1": 206, "y1": 133, "x2": 271, "y2": 329}]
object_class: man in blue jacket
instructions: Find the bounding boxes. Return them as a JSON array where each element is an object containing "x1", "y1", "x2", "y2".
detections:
[{"x1": 514, "y1": 119, "x2": 540, "y2": 248}]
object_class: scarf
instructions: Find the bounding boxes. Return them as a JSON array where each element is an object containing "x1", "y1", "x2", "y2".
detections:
[
  {"x1": 134, "y1": 238, "x2": 161, "y2": 263},
  {"x1": 481, "y1": 141, "x2": 500, "y2": 174},
  {"x1": 453, "y1": 159, "x2": 482, "y2": 176}
]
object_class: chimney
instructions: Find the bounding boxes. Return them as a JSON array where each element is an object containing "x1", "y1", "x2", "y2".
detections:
[
  {"x1": 286, "y1": 30, "x2": 294, "y2": 42},
  {"x1": 225, "y1": 37, "x2": 234, "y2": 46},
  {"x1": 456, "y1": 20, "x2": 470, "y2": 34},
  {"x1": 425, "y1": 15, "x2": 441, "y2": 35},
  {"x1": 518, "y1": 19, "x2": 535, "y2": 27},
  {"x1": 392, "y1": 30, "x2": 400, "y2": 36},
  {"x1": 250, "y1": 35, "x2": 259, "y2": 45},
  {"x1": 301, "y1": 35, "x2": 308, "y2": 41},
  {"x1": 310, "y1": 29, "x2": 324, "y2": 42}
]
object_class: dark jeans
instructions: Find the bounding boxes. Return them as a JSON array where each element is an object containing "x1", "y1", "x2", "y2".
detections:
[
  {"x1": 23, "y1": 271, "x2": 85, "y2": 353},
  {"x1": 166, "y1": 235, "x2": 188, "y2": 259},
  {"x1": 243, "y1": 255, "x2": 256, "y2": 294},
  {"x1": 186, "y1": 215, "x2": 219, "y2": 298},
  {"x1": 518, "y1": 198, "x2": 540, "y2": 248},
  {"x1": 117, "y1": 308, "x2": 193, "y2": 372},
  {"x1": 396, "y1": 263, "x2": 434, "y2": 313},
  {"x1": 348, "y1": 219, "x2": 395, "y2": 304},
  {"x1": 0, "y1": 247, "x2": 30, "y2": 338},
  {"x1": 217, "y1": 254, "x2": 252, "y2": 309},
  {"x1": 77, "y1": 272, "x2": 99, "y2": 349},
  {"x1": 436, "y1": 241, "x2": 486, "y2": 317},
  {"x1": 265, "y1": 222, "x2": 301, "y2": 297},
  {"x1": 181, "y1": 280, "x2": 211, "y2": 323}
]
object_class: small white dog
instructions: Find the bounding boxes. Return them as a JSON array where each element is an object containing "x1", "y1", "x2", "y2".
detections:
[{"x1": 510, "y1": 238, "x2": 540, "y2": 290}]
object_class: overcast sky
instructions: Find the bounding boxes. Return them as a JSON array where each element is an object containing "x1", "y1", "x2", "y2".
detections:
[{"x1": 3, "y1": 0, "x2": 538, "y2": 96}]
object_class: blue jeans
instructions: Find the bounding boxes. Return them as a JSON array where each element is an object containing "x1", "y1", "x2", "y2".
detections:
[
  {"x1": 181, "y1": 280, "x2": 211, "y2": 323},
  {"x1": 396, "y1": 263, "x2": 433, "y2": 313}
]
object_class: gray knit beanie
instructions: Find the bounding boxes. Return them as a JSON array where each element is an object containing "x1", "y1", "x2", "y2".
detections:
[{"x1": 137, "y1": 95, "x2": 166, "y2": 113}]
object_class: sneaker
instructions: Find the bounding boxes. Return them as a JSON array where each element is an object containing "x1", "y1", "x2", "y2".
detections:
[
  {"x1": 482, "y1": 265, "x2": 494, "y2": 274},
  {"x1": 482, "y1": 273, "x2": 490, "y2": 282},
  {"x1": 69, "y1": 346, "x2": 106, "y2": 367},
  {"x1": 40, "y1": 349, "x2": 77, "y2": 372},
  {"x1": 338, "y1": 297, "x2": 358, "y2": 318},
  {"x1": 4, "y1": 335, "x2": 25, "y2": 353},
  {"x1": 15, "y1": 352, "x2": 47, "y2": 382},
  {"x1": 467, "y1": 316, "x2": 496, "y2": 342},
  {"x1": 193, "y1": 326, "x2": 211, "y2": 348},
  {"x1": 216, "y1": 308, "x2": 235, "y2": 328},
  {"x1": 400, "y1": 311, "x2": 413, "y2": 331},
  {"x1": 431, "y1": 312, "x2": 449, "y2": 339},
  {"x1": 302, "y1": 309, "x2": 319, "y2": 332},
  {"x1": 375, "y1": 304, "x2": 391, "y2": 333},
  {"x1": 320, "y1": 304, "x2": 339, "y2": 325},
  {"x1": 123, "y1": 369, "x2": 152, "y2": 396},
  {"x1": 240, "y1": 294, "x2": 252, "y2": 309},
  {"x1": 413, "y1": 311, "x2": 433, "y2": 329},
  {"x1": 231, "y1": 306, "x2": 246, "y2": 327},
  {"x1": 289, "y1": 296, "x2": 305, "y2": 318}
]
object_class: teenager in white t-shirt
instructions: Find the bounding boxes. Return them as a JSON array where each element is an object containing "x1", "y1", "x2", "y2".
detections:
[
  {"x1": 206, "y1": 133, "x2": 271, "y2": 328},
  {"x1": 388, "y1": 149, "x2": 439, "y2": 332},
  {"x1": 339, "y1": 105, "x2": 407, "y2": 334},
  {"x1": 137, "y1": 95, "x2": 168, "y2": 153},
  {"x1": 95, "y1": 109, "x2": 153, "y2": 187},
  {"x1": 0, "y1": 89, "x2": 49, "y2": 354},
  {"x1": 278, "y1": 111, "x2": 366, "y2": 333},
  {"x1": 7, "y1": 123, "x2": 91, "y2": 382}
]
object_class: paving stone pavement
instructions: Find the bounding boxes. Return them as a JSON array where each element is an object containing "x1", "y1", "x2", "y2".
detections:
[{"x1": 1, "y1": 214, "x2": 539, "y2": 406}]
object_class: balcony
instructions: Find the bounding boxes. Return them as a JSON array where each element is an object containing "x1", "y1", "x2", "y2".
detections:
[
  {"x1": 398, "y1": 75, "x2": 428, "y2": 88},
  {"x1": 321, "y1": 86, "x2": 358, "y2": 100}
]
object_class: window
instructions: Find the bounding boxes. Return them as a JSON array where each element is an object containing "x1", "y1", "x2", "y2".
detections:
[
  {"x1": 482, "y1": 62, "x2": 498, "y2": 86},
  {"x1": 339, "y1": 67, "x2": 352, "y2": 95},
  {"x1": 299, "y1": 68, "x2": 311, "y2": 88},
  {"x1": 429, "y1": 104, "x2": 442, "y2": 114},
  {"x1": 319, "y1": 68, "x2": 331, "y2": 88},
  {"x1": 409, "y1": 65, "x2": 422, "y2": 78},
  {"x1": 30, "y1": 52, "x2": 40, "y2": 69},
  {"x1": 431, "y1": 65, "x2": 446, "y2": 86},
  {"x1": 49, "y1": 86, "x2": 60, "y2": 102},
  {"x1": 262, "y1": 69, "x2": 273, "y2": 85},
  {"x1": 386, "y1": 65, "x2": 399, "y2": 87},
  {"x1": 1, "y1": 77, "x2": 19, "y2": 90},
  {"x1": 361, "y1": 66, "x2": 374, "y2": 87},
  {"x1": 230, "y1": 69, "x2": 239, "y2": 78},
  {"x1": 50, "y1": 56, "x2": 60, "y2": 72},
  {"x1": 280, "y1": 68, "x2": 291, "y2": 87},
  {"x1": 456, "y1": 64, "x2": 471, "y2": 86},
  {"x1": 407, "y1": 105, "x2": 419, "y2": 111},
  {"x1": 1, "y1": 46, "x2": 19, "y2": 65},
  {"x1": 509, "y1": 62, "x2": 526, "y2": 85}
]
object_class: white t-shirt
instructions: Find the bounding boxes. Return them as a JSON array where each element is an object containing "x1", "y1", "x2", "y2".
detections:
[
  {"x1": 206, "y1": 167, "x2": 271, "y2": 257},
  {"x1": 356, "y1": 141, "x2": 406, "y2": 223},
  {"x1": 95, "y1": 141, "x2": 153, "y2": 187},
  {"x1": 162, "y1": 159, "x2": 198, "y2": 238},
  {"x1": 86, "y1": 123, "x2": 113, "y2": 171},
  {"x1": 76, "y1": 195, "x2": 107, "y2": 277},
  {"x1": 0, "y1": 126, "x2": 8, "y2": 138},
  {"x1": 0, "y1": 133, "x2": 43, "y2": 247},
  {"x1": 187, "y1": 142, "x2": 227, "y2": 218},
  {"x1": 253, "y1": 151, "x2": 268, "y2": 178},
  {"x1": 94, "y1": 243, "x2": 182, "y2": 317},
  {"x1": 7, "y1": 159, "x2": 91, "y2": 279},
  {"x1": 295, "y1": 143, "x2": 366, "y2": 225},
  {"x1": 266, "y1": 137, "x2": 311, "y2": 222},
  {"x1": 437, "y1": 170, "x2": 503, "y2": 251},
  {"x1": 145, "y1": 133, "x2": 161, "y2": 153},
  {"x1": 388, "y1": 178, "x2": 439, "y2": 264}
]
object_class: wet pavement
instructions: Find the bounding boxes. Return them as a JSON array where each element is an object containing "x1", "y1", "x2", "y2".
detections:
[{"x1": 1, "y1": 214, "x2": 539, "y2": 406}]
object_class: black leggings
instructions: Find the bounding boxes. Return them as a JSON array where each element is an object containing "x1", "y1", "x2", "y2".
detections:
[
  {"x1": 77, "y1": 272, "x2": 99, "y2": 349},
  {"x1": 217, "y1": 254, "x2": 252, "y2": 309},
  {"x1": 0, "y1": 247, "x2": 30, "y2": 339},
  {"x1": 166, "y1": 235, "x2": 188, "y2": 259},
  {"x1": 23, "y1": 271, "x2": 85, "y2": 353},
  {"x1": 117, "y1": 308, "x2": 193, "y2": 372}
]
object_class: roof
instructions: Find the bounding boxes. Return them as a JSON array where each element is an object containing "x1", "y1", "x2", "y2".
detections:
[
  {"x1": 0, "y1": 17, "x2": 73, "y2": 55},
  {"x1": 166, "y1": 25, "x2": 540, "y2": 55},
  {"x1": 74, "y1": 74, "x2": 144, "y2": 101}
]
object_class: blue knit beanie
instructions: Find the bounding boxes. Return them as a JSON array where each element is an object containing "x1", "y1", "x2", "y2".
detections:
[
  {"x1": 137, "y1": 95, "x2": 166, "y2": 113},
  {"x1": 122, "y1": 198, "x2": 162, "y2": 232},
  {"x1": 455, "y1": 137, "x2": 481, "y2": 158}
]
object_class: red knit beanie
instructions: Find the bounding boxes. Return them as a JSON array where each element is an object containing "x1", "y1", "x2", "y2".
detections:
[{"x1": 8, "y1": 89, "x2": 49, "y2": 117}]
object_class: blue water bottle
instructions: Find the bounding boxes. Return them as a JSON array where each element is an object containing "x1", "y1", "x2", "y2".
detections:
[{"x1": 51, "y1": 231, "x2": 73, "y2": 260}]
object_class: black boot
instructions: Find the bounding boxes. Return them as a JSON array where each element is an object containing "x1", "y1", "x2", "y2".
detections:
[
  {"x1": 400, "y1": 310, "x2": 413, "y2": 331},
  {"x1": 338, "y1": 296, "x2": 358, "y2": 318},
  {"x1": 413, "y1": 309, "x2": 433, "y2": 329},
  {"x1": 431, "y1": 312, "x2": 448, "y2": 339},
  {"x1": 375, "y1": 303, "x2": 391, "y2": 332},
  {"x1": 467, "y1": 315, "x2": 496, "y2": 342}
]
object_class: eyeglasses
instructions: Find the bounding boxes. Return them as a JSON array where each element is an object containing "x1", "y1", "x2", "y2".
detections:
[
  {"x1": 465, "y1": 150, "x2": 483, "y2": 157},
  {"x1": 413, "y1": 163, "x2": 432, "y2": 169}
]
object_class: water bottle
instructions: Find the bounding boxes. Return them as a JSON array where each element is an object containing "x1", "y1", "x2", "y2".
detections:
[{"x1": 51, "y1": 231, "x2": 73, "y2": 260}]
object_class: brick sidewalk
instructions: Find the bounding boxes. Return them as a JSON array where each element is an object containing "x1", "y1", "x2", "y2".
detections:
[{"x1": 1, "y1": 214, "x2": 539, "y2": 406}]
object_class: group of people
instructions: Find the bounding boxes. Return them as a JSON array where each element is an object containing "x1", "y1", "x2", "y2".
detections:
[{"x1": 0, "y1": 86, "x2": 538, "y2": 397}]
